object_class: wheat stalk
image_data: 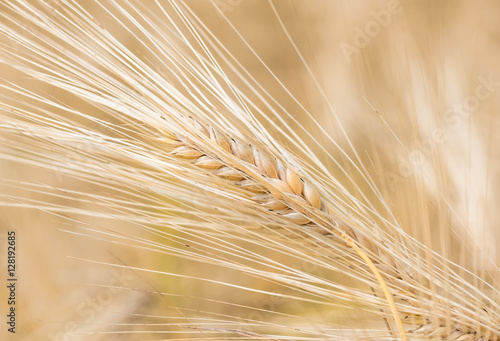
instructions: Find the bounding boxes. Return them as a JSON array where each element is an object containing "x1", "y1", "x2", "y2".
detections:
[{"x1": 1, "y1": 0, "x2": 499, "y2": 340}]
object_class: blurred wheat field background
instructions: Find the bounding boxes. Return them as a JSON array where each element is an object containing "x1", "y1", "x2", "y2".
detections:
[{"x1": 1, "y1": 0, "x2": 500, "y2": 340}]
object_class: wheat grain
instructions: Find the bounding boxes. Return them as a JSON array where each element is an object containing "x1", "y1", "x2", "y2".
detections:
[{"x1": 168, "y1": 119, "x2": 330, "y2": 226}]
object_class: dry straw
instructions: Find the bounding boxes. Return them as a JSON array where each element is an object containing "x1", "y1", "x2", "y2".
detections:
[{"x1": 0, "y1": 0, "x2": 499, "y2": 340}]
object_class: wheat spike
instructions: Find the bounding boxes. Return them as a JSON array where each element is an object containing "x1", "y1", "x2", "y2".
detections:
[
  {"x1": 0, "y1": 0, "x2": 500, "y2": 340},
  {"x1": 168, "y1": 119, "x2": 330, "y2": 226},
  {"x1": 164, "y1": 118, "x2": 500, "y2": 340}
]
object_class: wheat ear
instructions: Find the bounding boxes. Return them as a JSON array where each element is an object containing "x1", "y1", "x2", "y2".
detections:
[
  {"x1": 1, "y1": 0, "x2": 500, "y2": 340},
  {"x1": 164, "y1": 118, "x2": 500, "y2": 340}
]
